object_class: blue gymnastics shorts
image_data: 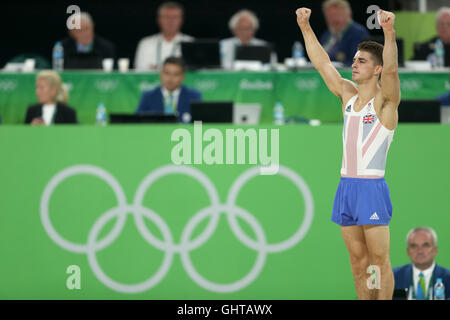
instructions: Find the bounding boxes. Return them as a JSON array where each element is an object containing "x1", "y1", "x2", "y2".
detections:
[{"x1": 331, "y1": 177, "x2": 393, "y2": 226}]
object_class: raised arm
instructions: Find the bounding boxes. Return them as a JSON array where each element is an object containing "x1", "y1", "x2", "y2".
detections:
[
  {"x1": 296, "y1": 8, "x2": 356, "y2": 101},
  {"x1": 378, "y1": 10, "x2": 401, "y2": 106}
]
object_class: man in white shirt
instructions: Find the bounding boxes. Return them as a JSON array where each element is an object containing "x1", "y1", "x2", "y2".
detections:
[
  {"x1": 134, "y1": 2, "x2": 194, "y2": 71},
  {"x1": 220, "y1": 9, "x2": 276, "y2": 70},
  {"x1": 393, "y1": 226, "x2": 450, "y2": 300}
]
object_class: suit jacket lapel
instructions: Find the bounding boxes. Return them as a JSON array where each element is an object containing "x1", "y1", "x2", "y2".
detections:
[
  {"x1": 405, "y1": 264, "x2": 413, "y2": 289},
  {"x1": 156, "y1": 86, "x2": 165, "y2": 112}
]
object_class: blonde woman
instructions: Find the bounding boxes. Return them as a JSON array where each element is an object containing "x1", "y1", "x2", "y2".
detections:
[{"x1": 25, "y1": 70, "x2": 77, "y2": 125}]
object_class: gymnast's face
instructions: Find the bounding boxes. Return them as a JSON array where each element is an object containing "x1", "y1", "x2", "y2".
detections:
[
  {"x1": 407, "y1": 231, "x2": 437, "y2": 270},
  {"x1": 351, "y1": 51, "x2": 382, "y2": 83}
]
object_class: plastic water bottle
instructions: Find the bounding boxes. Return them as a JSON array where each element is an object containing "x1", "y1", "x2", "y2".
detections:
[
  {"x1": 435, "y1": 39, "x2": 445, "y2": 68},
  {"x1": 292, "y1": 41, "x2": 304, "y2": 67},
  {"x1": 434, "y1": 278, "x2": 445, "y2": 300},
  {"x1": 52, "y1": 41, "x2": 64, "y2": 71},
  {"x1": 96, "y1": 103, "x2": 107, "y2": 126},
  {"x1": 273, "y1": 101, "x2": 285, "y2": 125}
]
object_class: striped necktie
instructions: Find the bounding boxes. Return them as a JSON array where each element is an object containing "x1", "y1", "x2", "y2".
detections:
[
  {"x1": 165, "y1": 92, "x2": 175, "y2": 114},
  {"x1": 416, "y1": 272, "x2": 426, "y2": 300}
]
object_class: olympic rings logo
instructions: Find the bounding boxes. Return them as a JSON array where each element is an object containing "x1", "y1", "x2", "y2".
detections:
[{"x1": 40, "y1": 164, "x2": 314, "y2": 294}]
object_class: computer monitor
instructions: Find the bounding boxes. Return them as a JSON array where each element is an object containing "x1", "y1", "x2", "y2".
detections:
[
  {"x1": 235, "y1": 44, "x2": 272, "y2": 63},
  {"x1": 109, "y1": 113, "x2": 177, "y2": 124},
  {"x1": 392, "y1": 288, "x2": 408, "y2": 300},
  {"x1": 233, "y1": 103, "x2": 262, "y2": 125},
  {"x1": 190, "y1": 101, "x2": 233, "y2": 123},
  {"x1": 398, "y1": 99, "x2": 441, "y2": 123},
  {"x1": 180, "y1": 40, "x2": 221, "y2": 69},
  {"x1": 369, "y1": 36, "x2": 404, "y2": 67}
]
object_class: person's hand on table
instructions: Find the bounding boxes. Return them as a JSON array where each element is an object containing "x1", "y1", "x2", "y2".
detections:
[{"x1": 31, "y1": 118, "x2": 45, "y2": 126}]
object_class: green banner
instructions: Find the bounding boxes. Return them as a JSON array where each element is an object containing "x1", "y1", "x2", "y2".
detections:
[
  {"x1": 0, "y1": 71, "x2": 448, "y2": 125},
  {"x1": 0, "y1": 124, "x2": 449, "y2": 299}
]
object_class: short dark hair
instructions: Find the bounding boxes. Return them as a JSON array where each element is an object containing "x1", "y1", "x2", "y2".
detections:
[
  {"x1": 357, "y1": 41, "x2": 384, "y2": 66},
  {"x1": 162, "y1": 56, "x2": 186, "y2": 72},
  {"x1": 157, "y1": 2, "x2": 184, "y2": 16}
]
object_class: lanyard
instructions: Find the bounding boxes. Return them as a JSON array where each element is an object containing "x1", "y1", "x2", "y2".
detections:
[
  {"x1": 411, "y1": 272, "x2": 434, "y2": 300},
  {"x1": 156, "y1": 35, "x2": 179, "y2": 67}
]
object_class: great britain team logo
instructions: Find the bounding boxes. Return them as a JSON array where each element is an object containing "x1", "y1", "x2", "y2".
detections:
[{"x1": 363, "y1": 114, "x2": 376, "y2": 124}]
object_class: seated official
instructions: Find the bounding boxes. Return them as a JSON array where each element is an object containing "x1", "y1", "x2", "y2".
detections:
[
  {"x1": 412, "y1": 7, "x2": 450, "y2": 61},
  {"x1": 60, "y1": 12, "x2": 115, "y2": 69},
  {"x1": 393, "y1": 226, "x2": 450, "y2": 300},
  {"x1": 220, "y1": 9, "x2": 276, "y2": 70},
  {"x1": 437, "y1": 91, "x2": 450, "y2": 106},
  {"x1": 318, "y1": 0, "x2": 370, "y2": 66},
  {"x1": 134, "y1": 2, "x2": 193, "y2": 71},
  {"x1": 25, "y1": 70, "x2": 77, "y2": 125},
  {"x1": 135, "y1": 57, "x2": 202, "y2": 123}
]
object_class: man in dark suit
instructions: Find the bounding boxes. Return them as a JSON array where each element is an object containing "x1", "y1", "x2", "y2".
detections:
[
  {"x1": 61, "y1": 12, "x2": 115, "y2": 70},
  {"x1": 136, "y1": 57, "x2": 202, "y2": 123},
  {"x1": 393, "y1": 226, "x2": 450, "y2": 300},
  {"x1": 319, "y1": 0, "x2": 370, "y2": 67},
  {"x1": 412, "y1": 7, "x2": 450, "y2": 62}
]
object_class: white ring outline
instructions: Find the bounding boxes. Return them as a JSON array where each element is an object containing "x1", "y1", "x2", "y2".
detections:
[
  {"x1": 133, "y1": 165, "x2": 220, "y2": 252},
  {"x1": 86, "y1": 204, "x2": 174, "y2": 293},
  {"x1": 40, "y1": 165, "x2": 127, "y2": 254},
  {"x1": 179, "y1": 204, "x2": 267, "y2": 293},
  {"x1": 226, "y1": 166, "x2": 314, "y2": 253}
]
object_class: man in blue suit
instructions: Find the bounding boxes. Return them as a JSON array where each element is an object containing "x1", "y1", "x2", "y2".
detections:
[
  {"x1": 393, "y1": 226, "x2": 450, "y2": 299},
  {"x1": 319, "y1": 0, "x2": 370, "y2": 67},
  {"x1": 136, "y1": 57, "x2": 202, "y2": 123}
]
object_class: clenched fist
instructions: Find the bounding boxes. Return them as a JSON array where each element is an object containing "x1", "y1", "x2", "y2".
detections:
[
  {"x1": 296, "y1": 7, "x2": 311, "y2": 28},
  {"x1": 377, "y1": 9, "x2": 395, "y2": 31}
]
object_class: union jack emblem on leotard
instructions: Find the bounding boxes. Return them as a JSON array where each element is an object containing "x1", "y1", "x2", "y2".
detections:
[{"x1": 363, "y1": 114, "x2": 375, "y2": 124}]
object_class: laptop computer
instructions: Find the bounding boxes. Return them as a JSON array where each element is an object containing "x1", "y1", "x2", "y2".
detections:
[
  {"x1": 233, "y1": 103, "x2": 262, "y2": 125},
  {"x1": 109, "y1": 113, "x2": 177, "y2": 124},
  {"x1": 235, "y1": 44, "x2": 272, "y2": 63},
  {"x1": 398, "y1": 99, "x2": 441, "y2": 123},
  {"x1": 190, "y1": 101, "x2": 233, "y2": 123},
  {"x1": 180, "y1": 40, "x2": 221, "y2": 69}
]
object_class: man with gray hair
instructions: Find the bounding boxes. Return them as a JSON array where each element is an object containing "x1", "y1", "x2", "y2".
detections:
[
  {"x1": 393, "y1": 226, "x2": 450, "y2": 299},
  {"x1": 59, "y1": 12, "x2": 116, "y2": 69},
  {"x1": 412, "y1": 6, "x2": 450, "y2": 62},
  {"x1": 220, "y1": 9, "x2": 276, "y2": 69}
]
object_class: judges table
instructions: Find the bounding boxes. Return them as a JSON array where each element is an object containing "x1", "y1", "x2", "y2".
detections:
[{"x1": 0, "y1": 69, "x2": 448, "y2": 125}]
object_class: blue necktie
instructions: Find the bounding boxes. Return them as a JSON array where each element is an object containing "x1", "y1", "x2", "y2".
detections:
[
  {"x1": 165, "y1": 93, "x2": 174, "y2": 115},
  {"x1": 416, "y1": 273, "x2": 426, "y2": 300}
]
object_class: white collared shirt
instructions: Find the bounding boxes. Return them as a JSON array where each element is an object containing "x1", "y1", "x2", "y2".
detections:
[
  {"x1": 134, "y1": 33, "x2": 194, "y2": 71},
  {"x1": 161, "y1": 87, "x2": 181, "y2": 113},
  {"x1": 42, "y1": 103, "x2": 56, "y2": 126},
  {"x1": 219, "y1": 36, "x2": 277, "y2": 70},
  {"x1": 408, "y1": 261, "x2": 436, "y2": 300}
]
